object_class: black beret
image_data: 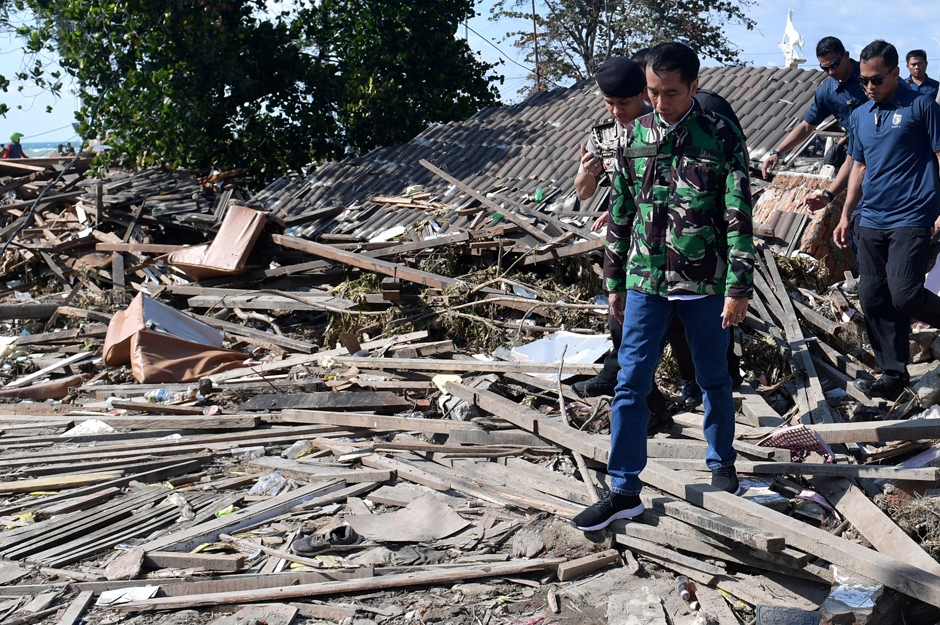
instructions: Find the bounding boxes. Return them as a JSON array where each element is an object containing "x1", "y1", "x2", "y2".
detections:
[{"x1": 595, "y1": 57, "x2": 646, "y2": 98}]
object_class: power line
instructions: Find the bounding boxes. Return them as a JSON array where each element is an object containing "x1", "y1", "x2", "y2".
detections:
[{"x1": 461, "y1": 21, "x2": 565, "y2": 91}]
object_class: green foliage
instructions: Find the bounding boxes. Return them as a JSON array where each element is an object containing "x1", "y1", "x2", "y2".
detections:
[
  {"x1": 7, "y1": 0, "x2": 501, "y2": 186},
  {"x1": 491, "y1": 0, "x2": 756, "y2": 90}
]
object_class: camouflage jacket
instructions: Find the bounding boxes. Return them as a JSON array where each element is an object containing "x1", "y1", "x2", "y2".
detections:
[{"x1": 603, "y1": 101, "x2": 754, "y2": 298}]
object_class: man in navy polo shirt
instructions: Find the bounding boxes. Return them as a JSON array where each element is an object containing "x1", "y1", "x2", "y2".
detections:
[
  {"x1": 835, "y1": 40, "x2": 940, "y2": 400},
  {"x1": 905, "y1": 50, "x2": 939, "y2": 101},
  {"x1": 762, "y1": 37, "x2": 865, "y2": 180}
]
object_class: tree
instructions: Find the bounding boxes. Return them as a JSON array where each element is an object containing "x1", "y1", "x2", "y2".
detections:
[
  {"x1": 8, "y1": 0, "x2": 501, "y2": 185},
  {"x1": 491, "y1": 0, "x2": 756, "y2": 89}
]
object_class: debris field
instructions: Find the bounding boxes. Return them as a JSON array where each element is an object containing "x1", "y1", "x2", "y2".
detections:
[{"x1": 0, "y1": 152, "x2": 940, "y2": 625}]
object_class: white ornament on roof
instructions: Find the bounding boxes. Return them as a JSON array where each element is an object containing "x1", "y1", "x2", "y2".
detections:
[{"x1": 779, "y1": 10, "x2": 806, "y2": 69}]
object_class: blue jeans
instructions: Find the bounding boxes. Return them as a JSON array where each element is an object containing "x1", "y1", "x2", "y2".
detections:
[{"x1": 608, "y1": 291, "x2": 737, "y2": 495}]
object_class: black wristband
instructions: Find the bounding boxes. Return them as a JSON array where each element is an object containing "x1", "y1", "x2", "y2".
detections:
[{"x1": 821, "y1": 189, "x2": 835, "y2": 204}]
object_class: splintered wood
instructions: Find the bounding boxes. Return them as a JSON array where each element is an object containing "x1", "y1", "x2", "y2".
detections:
[{"x1": 0, "y1": 155, "x2": 938, "y2": 625}]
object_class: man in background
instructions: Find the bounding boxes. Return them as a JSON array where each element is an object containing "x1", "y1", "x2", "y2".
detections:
[
  {"x1": 905, "y1": 49, "x2": 939, "y2": 100},
  {"x1": 825, "y1": 41, "x2": 940, "y2": 401}
]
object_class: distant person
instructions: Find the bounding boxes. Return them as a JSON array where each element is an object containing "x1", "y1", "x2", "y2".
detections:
[
  {"x1": 767, "y1": 37, "x2": 869, "y2": 258},
  {"x1": 65, "y1": 142, "x2": 75, "y2": 156},
  {"x1": 905, "y1": 49, "x2": 939, "y2": 100},
  {"x1": 0, "y1": 133, "x2": 29, "y2": 159}
]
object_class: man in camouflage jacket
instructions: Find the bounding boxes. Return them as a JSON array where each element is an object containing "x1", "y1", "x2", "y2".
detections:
[{"x1": 572, "y1": 42, "x2": 754, "y2": 532}]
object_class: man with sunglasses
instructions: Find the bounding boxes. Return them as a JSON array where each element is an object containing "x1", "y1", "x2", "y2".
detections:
[
  {"x1": 836, "y1": 40, "x2": 940, "y2": 401},
  {"x1": 762, "y1": 37, "x2": 865, "y2": 181}
]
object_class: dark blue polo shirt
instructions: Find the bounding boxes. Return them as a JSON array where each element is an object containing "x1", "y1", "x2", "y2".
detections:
[
  {"x1": 804, "y1": 60, "x2": 867, "y2": 130},
  {"x1": 850, "y1": 87, "x2": 940, "y2": 229},
  {"x1": 906, "y1": 75, "x2": 940, "y2": 100}
]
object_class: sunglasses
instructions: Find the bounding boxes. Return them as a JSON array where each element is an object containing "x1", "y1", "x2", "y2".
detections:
[
  {"x1": 820, "y1": 57, "x2": 843, "y2": 71},
  {"x1": 859, "y1": 74, "x2": 887, "y2": 86}
]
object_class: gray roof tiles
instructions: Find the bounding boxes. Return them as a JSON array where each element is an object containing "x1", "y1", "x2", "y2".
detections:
[{"x1": 256, "y1": 65, "x2": 829, "y2": 241}]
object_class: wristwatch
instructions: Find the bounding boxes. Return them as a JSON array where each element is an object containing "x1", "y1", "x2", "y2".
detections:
[
  {"x1": 769, "y1": 149, "x2": 783, "y2": 157},
  {"x1": 821, "y1": 189, "x2": 835, "y2": 204}
]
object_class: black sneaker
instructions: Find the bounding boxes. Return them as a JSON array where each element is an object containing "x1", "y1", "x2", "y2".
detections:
[
  {"x1": 855, "y1": 376, "x2": 906, "y2": 402},
  {"x1": 293, "y1": 525, "x2": 362, "y2": 555},
  {"x1": 711, "y1": 466, "x2": 744, "y2": 495},
  {"x1": 570, "y1": 493, "x2": 644, "y2": 531},
  {"x1": 680, "y1": 379, "x2": 702, "y2": 408},
  {"x1": 572, "y1": 375, "x2": 615, "y2": 399}
]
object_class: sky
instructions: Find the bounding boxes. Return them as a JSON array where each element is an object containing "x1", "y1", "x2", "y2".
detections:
[{"x1": 2, "y1": 0, "x2": 940, "y2": 142}]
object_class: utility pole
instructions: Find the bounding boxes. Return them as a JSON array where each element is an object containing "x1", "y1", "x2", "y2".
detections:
[{"x1": 531, "y1": 0, "x2": 541, "y2": 92}]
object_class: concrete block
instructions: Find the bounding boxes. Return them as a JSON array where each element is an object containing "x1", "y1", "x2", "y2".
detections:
[{"x1": 607, "y1": 590, "x2": 668, "y2": 625}]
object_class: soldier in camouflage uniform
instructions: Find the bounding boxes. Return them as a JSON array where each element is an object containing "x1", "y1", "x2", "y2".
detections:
[{"x1": 572, "y1": 42, "x2": 754, "y2": 532}]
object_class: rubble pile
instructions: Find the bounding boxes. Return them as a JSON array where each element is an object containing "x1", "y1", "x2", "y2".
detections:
[{"x1": 0, "y1": 159, "x2": 939, "y2": 625}]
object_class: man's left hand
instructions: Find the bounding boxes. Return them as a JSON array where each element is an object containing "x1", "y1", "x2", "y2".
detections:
[
  {"x1": 933, "y1": 214, "x2": 940, "y2": 236},
  {"x1": 721, "y1": 296, "x2": 749, "y2": 329},
  {"x1": 798, "y1": 190, "x2": 830, "y2": 213}
]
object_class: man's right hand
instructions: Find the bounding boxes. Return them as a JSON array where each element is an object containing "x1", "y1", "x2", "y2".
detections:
[
  {"x1": 761, "y1": 152, "x2": 780, "y2": 179},
  {"x1": 581, "y1": 145, "x2": 603, "y2": 178},
  {"x1": 834, "y1": 216, "x2": 851, "y2": 249},
  {"x1": 591, "y1": 212, "x2": 609, "y2": 232},
  {"x1": 609, "y1": 291, "x2": 627, "y2": 323}
]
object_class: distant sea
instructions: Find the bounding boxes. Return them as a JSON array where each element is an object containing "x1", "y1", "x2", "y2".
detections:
[{"x1": 11, "y1": 141, "x2": 77, "y2": 158}]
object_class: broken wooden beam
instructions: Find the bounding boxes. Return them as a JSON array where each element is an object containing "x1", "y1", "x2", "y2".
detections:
[{"x1": 119, "y1": 558, "x2": 567, "y2": 611}]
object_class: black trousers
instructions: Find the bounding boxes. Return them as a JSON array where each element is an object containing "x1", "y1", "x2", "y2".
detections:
[
  {"x1": 857, "y1": 226, "x2": 940, "y2": 384},
  {"x1": 599, "y1": 312, "x2": 740, "y2": 393}
]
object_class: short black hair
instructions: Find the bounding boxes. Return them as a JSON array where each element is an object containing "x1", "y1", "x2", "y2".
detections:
[
  {"x1": 631, "y1": 47, "x2": 652, "y2": 69},
  {"x1": 906, "y1": 49, "x2": 928, "y2": 64},
  {"x1": 646, "y1": 42, "x2": 699, "y2": 86},
  {"x1": 816, "y1": 37, "x2": 846, "y2": 58},
  {"x1": 861, "y1": 40, "x2": 899, "y2": 69}
]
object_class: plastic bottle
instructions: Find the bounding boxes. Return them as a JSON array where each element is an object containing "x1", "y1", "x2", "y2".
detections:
[
  {"x1": 281, "y1": 440, "x2": 313, "y2": 459},
  {"x1": 675, "y1": 575, "x2": 696, "y2": 602},
  {"x1": 144, "y1": 389, "x2": 172, "y2": 403}
]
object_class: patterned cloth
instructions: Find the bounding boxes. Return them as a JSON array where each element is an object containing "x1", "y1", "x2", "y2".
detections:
[
  {"x1": 603, "y1": 100, "x2": 754, "y2": 297},
  {"x1": 758, "y1": 423, "x2": 835, "y2": 463}
]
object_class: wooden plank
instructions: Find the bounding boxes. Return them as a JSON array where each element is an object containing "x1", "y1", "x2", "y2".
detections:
[
  {"x1": 5, "y1": 352, "x2": 94, "y2": 388},
  {"x1": 556, "y1": 549, "x2": 620, "y2": 581},
  {"x1": 190, "y1": 313, "x2": 316, "y2": 353},
  {"x1": 144, "y1": 551, "x2": 244, "y2": 573},
  {"x1": 523, "y1": 237, "x2": 605, "y2": 265},
  {"x1": 138, "y1": 479, "x2": 346, "y2": 553},
  {"x1": 641, "y1": 461, "x2": 940, "y2": 608},
  {"x1": 247, "y1": 457, "x2": 394, "y2": 484},
  {"x1": 187, "y1": 293, "x2": 355, "y2": 312},
  {"x1": 360, "y1": 454, "x2": 451, "y2": 491},
  {"x1": 419, "y1": 159, "x2": 554, "y2": 243},
  {"x1": 274, "y1": 409, "x2": 482, "y2": 435},
  {"x1": 33, "y1": 487, "x2": 121, "y2": 521},
  {"x1": 364, "y1": 232, "x2": 471, "y2": 258},
  {"x1": 273, "y1": 234, "x2": 460, "y2": 290},
  {"x1": 809, "y1": 419, "x2": 940, "y2": 444},
  {"x1": 73, "y1": 568, "x2": 372, "y2": 596},
  {"x1": 119, "y1": 559, "x2": 567, "y2": 611},
  {"x1": 810, "y1": 354, "x2": 882, "y2": 407},
  {"x1": 0, "y1": 459, "x2": 204, "y2": 516},
  {"x1": 333, "y1": 356, "x2": 601, "y2": 376},
  {"x1": 813, "y1": 477, "x2": 940, "y2": 577},
  {"x1": 209, "y1": 330, "x2": 429, "y2": 383},
  {"x1": 55, "y1": 590, "x2": 94, "y2": 625},
  {"x1": 0, "y1": 470, "x2": 123, "y2": 495},
  {"x1": 653, "y1": 458, "x2": 939, "y2": 481},
  {"x1": 613, "y1": 532, "x2": 726, "y2": 575},
  {"x1": 96, "y1": 242, "x2": 188, "y2": 253},
  {"x1": 239, "y1": 392, "x2": 410, "y2": 413}
]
